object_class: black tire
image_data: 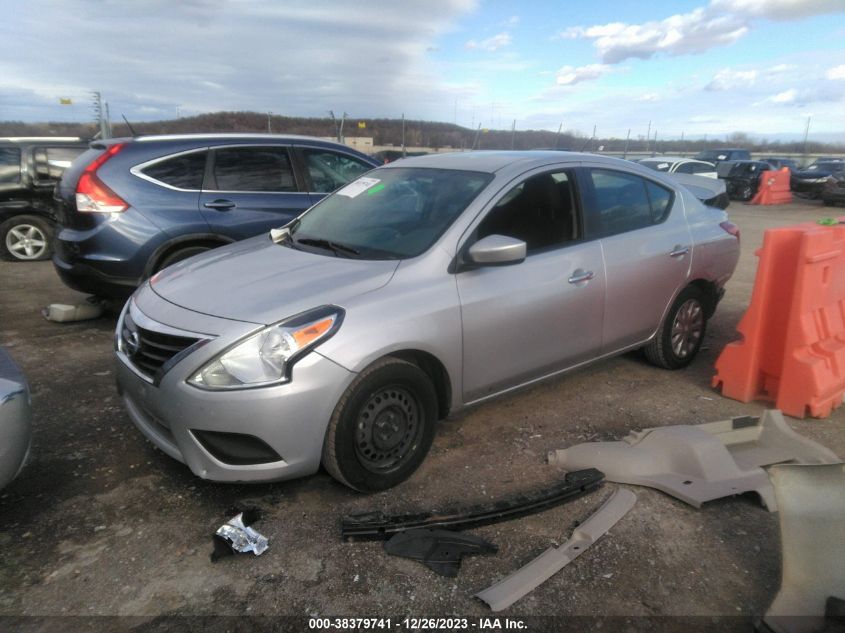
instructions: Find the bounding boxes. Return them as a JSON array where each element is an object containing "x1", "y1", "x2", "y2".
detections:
[
  {"x1": 644, "y1": 286, "x2": 708, "y2": 370},
  {"x1": 322, "y1": 357, "x2": 437, "y2": 492},
  {"x1": 154, "y1": 245, "x2": 212, "y2": 272},
  {"x1": 0, "y1": 214, "x2": 53, "y2": 261},
  {"x1": 740, "y1": 185, "x2": 753, "y2": 201}
]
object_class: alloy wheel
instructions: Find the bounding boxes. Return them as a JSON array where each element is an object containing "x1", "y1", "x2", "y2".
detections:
[
  {"x1": 6, "y1": 224, "x2": 48, "y2": 260},
  {"x1": 671, "y1": 299, "x2": 704, "y2": 359}
]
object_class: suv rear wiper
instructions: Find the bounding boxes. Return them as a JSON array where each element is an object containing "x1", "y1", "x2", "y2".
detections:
[{"x1": 294, "y1": 237, "x2": 360, "y2": 257}]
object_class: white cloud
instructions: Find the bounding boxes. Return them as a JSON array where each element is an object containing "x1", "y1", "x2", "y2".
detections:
[
  {"x1": 827, "y1": 65, "x2": 845, "y2": 80},
  {"x1": 0, "y1": 0, "x2": 480, "y2": 122},
  {"x1": 560, "y1": 0, "x2": 844, "y2": 64},
  {"x1": 636, "y1": 92, "x2": 661, "y2": 102},
  {"x1": 555, "y1": 64, "x2": 613, "y2": 85},
  {"x1": 706, "y1": 68, "x2": 759, "y2": 91},
  {"x1": 771, "y1": 88, "x2": 797, "y2": 103},
  {"x1": 502, "y1": 15, "x2": 520, "y2": 26},
  {"x1": 710, "y1": 0, "x2": 844, "y2": 20},
  {"x1": 465, "y1": 32, "x2": 512, "y2": 51}
]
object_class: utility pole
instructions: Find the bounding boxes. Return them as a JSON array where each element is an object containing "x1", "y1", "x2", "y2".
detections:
[
  {"x1": 645, "y1": 120, "x2": 651, "y2": 154},
  {"x1": 680, "y1": 131, "x2": 685, "y2": 156},
  {"x1": 510, "y1": 119, "x2": 516, "y2": 150},
  {"x1": 91, "y1": 91, "x2": 108, "y2": 139},
  {"x1": 338, "y1": 112, "x2": 348, "y2": 143},
  {"x1": 401, "y1": 113, "x2": 406, "y2": 157},
  {"x1": 267, "y1": 112, "x2": 272, "y2": 133},
  {"x1": 623, "y1": 128, "x2": 631, "y2": 159},
  {"x1": 472, "y1": 123, "x2": 482, "y2": 150},
  {"x1": 328, "y1": 110, "x2": 338, "y2": 140},
  {"x1": 554, "y1": 122, "x2": 563, "y2": 149},
  {"x1": 105, "y1": 102, "x2": 112, "y2": 138},
  {"x1": 589, "y1": 124, "x2": 596, "y2": 152},
  {"x1": 653, "y1": 129, "x2": 658, "y2": 155},
  {"x1": 802, "y1": 116, "x2": 811, "y2": 161}
]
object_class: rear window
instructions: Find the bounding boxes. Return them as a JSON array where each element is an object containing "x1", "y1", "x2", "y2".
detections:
[
  {"x1": 33, "y1": 146, "x2": 86, "y2": 183},
  {"x1": 0, "y1": 147, "x2": 21, "y2": 186},
  {"x1": 212, "y1": 147, "x2": 297, "y2": 192},
  {"x1": 141, "y1": 151, "x2": 207, "y2": 190},
  {"x1": 586, "y1": 169, "x2": 674, "y2": 238}
]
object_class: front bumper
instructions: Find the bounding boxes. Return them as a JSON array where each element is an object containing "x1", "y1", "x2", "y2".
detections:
[
  {"x1": 0, "y1": 350, "x2": 33, "y2": 490},
  {"x1": 114, "y1": 298, "x2": 356, "y2": 483}
]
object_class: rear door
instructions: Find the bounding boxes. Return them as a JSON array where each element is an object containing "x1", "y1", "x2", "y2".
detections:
[
  {"x1": 580, "y1": 167, "x2": 692, "y2": 352},
  {"x1": 199, "y1": 145, "x2": 312, "y2": 240}
]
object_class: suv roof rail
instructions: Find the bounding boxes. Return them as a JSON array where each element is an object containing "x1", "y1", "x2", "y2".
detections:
[{"x1": 0, "y1": 136, "x2": 84, "y2": 142}]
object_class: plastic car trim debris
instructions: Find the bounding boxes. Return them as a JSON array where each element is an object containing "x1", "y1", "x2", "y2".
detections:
[
  {"x1": 548, "y1": 410, "x2": 838, "y2": 511},
  {"x1": 762, "y1": 463, "x2": 845, "y2": 633},
  {"x1": 210, "y1": 510, "x2": 269, "y2": 561},
  {"x1": 383, "y1": 528, "x2": 498, "y2": 577},
  {"x1": 341, "y1": 468, "x2": 604, "y2": 541},
  {"x1": 475, "y1": 488, "x2": 636, "y2": 612}
]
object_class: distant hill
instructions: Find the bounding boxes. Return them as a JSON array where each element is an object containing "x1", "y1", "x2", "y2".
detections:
[{"x1": 2, "y1": 111, "x2": 843, "y2": 154}]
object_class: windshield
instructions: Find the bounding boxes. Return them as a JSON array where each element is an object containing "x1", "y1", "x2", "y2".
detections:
[
  {"x1": 288, "y1": 167, "x2": 492, "y2": 260},
  {"x1": 808, "y1": 162, "x2": 844, "y2": 172},
  {"x1": 696, "y1": 150, "x2": 729, "y2": 161},
  {"x1": 640, "y1": 160, "x2": 671, "y2": 172}
]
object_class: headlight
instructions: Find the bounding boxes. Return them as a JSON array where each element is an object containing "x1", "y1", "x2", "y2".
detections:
[{"x1": 188, "y1": 306, "x2": 344, "y2": 390}]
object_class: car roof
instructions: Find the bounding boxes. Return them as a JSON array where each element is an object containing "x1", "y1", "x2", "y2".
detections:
[
  {"x1": 132, "y1": 133, "x2": 337, "y2": 143},
  {"x1": 382, "y1": 150, "x2": 631, "y2": 174},
  {"x1": 640, "y1": 156, "x2": 710, "y2": 164}
]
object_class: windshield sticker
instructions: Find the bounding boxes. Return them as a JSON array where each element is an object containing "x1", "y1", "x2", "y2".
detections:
[
  {"x1": 366, "y1": 183, "x2": 386, "y2": 196},
  {"x1": 336, "y1": 177, "x2": 381, "y2": 198},
  {"x1": 657, "y1": 163, "x2": 669, "y2": 170}
]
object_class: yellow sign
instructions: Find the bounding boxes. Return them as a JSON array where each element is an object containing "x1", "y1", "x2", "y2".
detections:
[
  {"x1": 358, "y1": 121, "x2": 366, "y2": 129},
  {"x1": 59, "y1": 98, "x2": 73, "y2": 105}
]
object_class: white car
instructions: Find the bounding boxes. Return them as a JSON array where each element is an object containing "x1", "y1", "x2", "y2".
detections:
[{"x1": 639, "y1": 156, "x2": 717, "y2": 179}]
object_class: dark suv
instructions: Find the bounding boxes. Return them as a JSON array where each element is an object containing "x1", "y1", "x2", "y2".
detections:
[
  {"x1": 53, "y1": 134, "x2": 379, "y2": 297},
  {"x1": 1, "y1": 137, "x2": 88, "y2": 261},
  {"x1": 719, "y1": 160, "x2": 773, "y2": 201},
  {"x1": 694, "y1": 148, "x2": 751, "y2": 164}
]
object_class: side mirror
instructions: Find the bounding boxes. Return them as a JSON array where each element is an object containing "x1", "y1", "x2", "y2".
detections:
[{"x1": 467, "y1": 234, "x2": 526, "y2": 266}]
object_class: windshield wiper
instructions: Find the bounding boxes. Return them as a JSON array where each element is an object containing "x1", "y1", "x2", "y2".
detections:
[{"x1": 294, "y1": 237, "x2": 361, "y2": 257}]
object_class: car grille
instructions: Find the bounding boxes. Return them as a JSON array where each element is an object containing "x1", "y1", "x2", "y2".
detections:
[{"x1": 121, "y1": 312, "x2": 200, "y2": 379}]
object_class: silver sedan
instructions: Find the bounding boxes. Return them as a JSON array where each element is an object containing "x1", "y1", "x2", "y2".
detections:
[
  {"x1": 0, "y1": 347, "x2": 32, "y2": 490},
  {"x1": 115, "y1": 151, "x2": 740, "y2": 492}
]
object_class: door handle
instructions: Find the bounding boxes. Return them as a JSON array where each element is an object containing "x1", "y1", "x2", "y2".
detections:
[
  {"x1": 670, "y1": 245, "x2": 690, "y2": 258},
  {"x1": 568, "y1": 269, "x2": 595, "y2": 284},
  {"x1": 204, "y1": 199, "x2": 235, "y2": 210}
]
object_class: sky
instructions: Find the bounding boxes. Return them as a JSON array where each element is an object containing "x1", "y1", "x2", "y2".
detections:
[{"x1": 1, "y1": 0, "x2": 844, "y2": 141}]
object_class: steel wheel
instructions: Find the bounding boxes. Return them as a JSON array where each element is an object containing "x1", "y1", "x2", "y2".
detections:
[
  {"x1": 5, "y1": 223, "x2": 48, "y2": 260},
  {"x1": 355, "y1": 386, "x2": 422, "y2": 473},
  {"x1": 670, "y1": 299, "x2": 704, "y2": 359}
]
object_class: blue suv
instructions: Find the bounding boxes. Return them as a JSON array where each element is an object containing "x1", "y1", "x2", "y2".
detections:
[{"x1": 53, "y1": 134, "x2": 378, "y2": 298}]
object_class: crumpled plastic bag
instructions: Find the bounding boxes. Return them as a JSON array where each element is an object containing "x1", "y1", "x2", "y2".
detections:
[{"x1": 211, "y1": 509, "x2": 269, "y2": 562}]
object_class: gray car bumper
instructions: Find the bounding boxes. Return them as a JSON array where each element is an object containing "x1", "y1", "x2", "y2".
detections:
[{"x1": 114, "y1": 296, "x2": 357, "y2": 483}]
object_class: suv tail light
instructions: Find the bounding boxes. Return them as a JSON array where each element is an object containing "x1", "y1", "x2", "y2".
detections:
[
  {"x1": 75, "y1": 143, "x2": 128, "y2": 213},
  {"x1": 720, "y1": 220, "x2": 740, "y2": 243}
]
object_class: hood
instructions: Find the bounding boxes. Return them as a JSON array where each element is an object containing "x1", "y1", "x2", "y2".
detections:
[
  {"x1": 794, "y1": 167, "x2": 839, "y2": 179},
  {"x1": 151, "y1": 235, "x2": 400, "y2": 325}
]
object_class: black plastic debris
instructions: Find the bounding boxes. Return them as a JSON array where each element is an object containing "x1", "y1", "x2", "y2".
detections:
[
  {"x1": 210, "y1": 508, "x2": 269, "y2": 562},
  {"x1": 384, "y1": 528, "x2": 497, "y2": 577},
  {"x1": 342, "y1": 468, "x2": 604, "y2": 541}
]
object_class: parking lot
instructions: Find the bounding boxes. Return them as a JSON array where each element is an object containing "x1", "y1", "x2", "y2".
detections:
[{"x1": 1, "y1": 198, "x2": 843, "y2": 621}]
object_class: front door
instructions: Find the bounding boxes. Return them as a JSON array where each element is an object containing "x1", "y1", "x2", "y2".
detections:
[
  {"x1": 456, "y1": 169, "x2": 606, "y2": 403},
  {"x1": 199, "y1": 145, "x2": 313, "y2": 240}
]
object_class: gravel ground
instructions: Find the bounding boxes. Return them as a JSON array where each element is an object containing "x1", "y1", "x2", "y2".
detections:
[{"x1": 0, "y1": 198, "x2": 843, "y2": 627}]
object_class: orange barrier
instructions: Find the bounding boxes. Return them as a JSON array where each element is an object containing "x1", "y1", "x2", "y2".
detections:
[
  {"x1": 712, "y1": 220, "x2": 845, "y2": 418},
  {"x1": 749, "y1": 167, "x2": 793, "y2": 205}
]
